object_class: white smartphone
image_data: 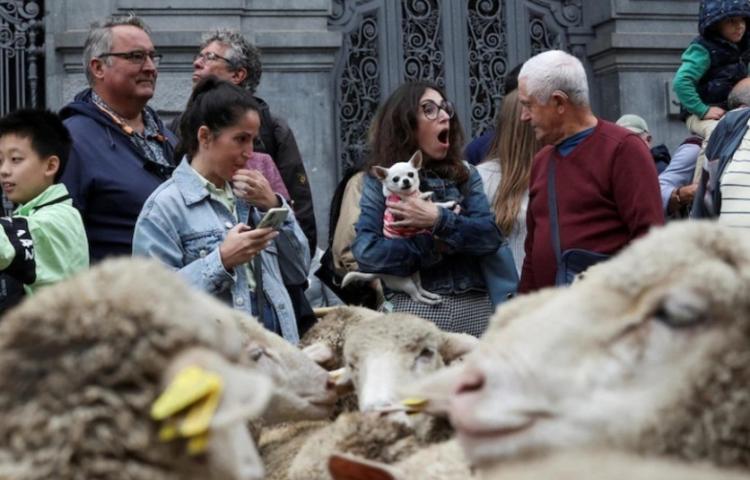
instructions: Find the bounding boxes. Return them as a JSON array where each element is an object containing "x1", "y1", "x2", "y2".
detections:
[{"x1": 256, "y1": 207, "x2": 289, "y2": 230}]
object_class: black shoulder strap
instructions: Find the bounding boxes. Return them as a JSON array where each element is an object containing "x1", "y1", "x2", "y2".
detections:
[{"x1": 31, "y1": 194, "x2": 71, "y2": 212}]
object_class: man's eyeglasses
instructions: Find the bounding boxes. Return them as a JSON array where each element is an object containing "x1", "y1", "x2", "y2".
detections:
[
  {"x1": 194, "y1": 51, "x2": 234, "y2": 66},
  {"x1": 421, "y1": 100, "x2": 455, "y2": 120},
  {"x1": 99, "y1": 50, "x2": 162, "y2": 66}
]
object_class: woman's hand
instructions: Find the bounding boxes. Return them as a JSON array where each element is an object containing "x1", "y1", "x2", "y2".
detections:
[
  {"x1": 232, "y1": 169, "x2": 280, "y2": 210},
  {"x1": 219, "y1": 224, "x2": 278, "y2": 270},
  {"x1": 703, "y1": 106, "x2": 726, "y2": 120},
  {"x1": 387, "y1": 196, "x2": 441, "y2": 230}
]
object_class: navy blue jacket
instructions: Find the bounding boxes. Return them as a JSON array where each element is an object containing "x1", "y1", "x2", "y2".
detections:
[{"x1": 60, "y1": 89, "x2": 177, "y2": 262}]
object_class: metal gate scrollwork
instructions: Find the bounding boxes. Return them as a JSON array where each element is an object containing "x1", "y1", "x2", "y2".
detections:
[
  {"x1": 467, "y1": 0, "x2": 507, "y2": 136},
  {"x1": 0, "y1": 0, "x2": 45, "y2": 115},
  {"x1": 329, "y1": 0, "x2": 586, "y2": 174},
  {"x1": 402, "y1": 0, "x2": 444, "y2": 87}
]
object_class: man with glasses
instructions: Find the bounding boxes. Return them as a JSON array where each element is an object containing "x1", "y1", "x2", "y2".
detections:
[
  {"x1": 517, "y1": 50, "x2": 663, "y2": 292},
  {"x1": 172, "y1": 29, "x2": 317, "y2": 255},
  {"x1": 60, "y1": 13, "x2": 176, "y2": 262}
]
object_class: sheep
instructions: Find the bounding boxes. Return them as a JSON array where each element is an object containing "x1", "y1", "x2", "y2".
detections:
[
  {"x1": 282, "y1": 312, "x2": 477, "y2": 480},
  {"x1": 402, "y1": 221, "x2": 750, "y2": 471},
  {"x1": 0, "y1": 257, "x2": 336, "y2": 480},
  {"x1": 328, "y1": 448, "x2": 750, "y2": 480}
]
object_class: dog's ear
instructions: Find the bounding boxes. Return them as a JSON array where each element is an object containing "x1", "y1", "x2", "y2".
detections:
[
  {"x1": 408, "y1": 150, "x2": 423, "y2": 170},
  {"x1": 372, "y1": 166, "x2": 390, "y2": 181}
]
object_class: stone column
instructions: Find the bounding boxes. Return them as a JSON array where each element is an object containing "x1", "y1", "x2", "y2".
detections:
[{"x1": 584, "y1": 0, "x2": 699, "y2": 150}]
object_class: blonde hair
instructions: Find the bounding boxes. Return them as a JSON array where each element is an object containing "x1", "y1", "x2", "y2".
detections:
[{"x1": 486, "y1": 90, "x2": 541, "y2": 236}]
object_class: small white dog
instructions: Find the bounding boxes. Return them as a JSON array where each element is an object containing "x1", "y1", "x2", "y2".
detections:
[{"x1": 342, "y1": 151, "x2": 455, "y2": 305}]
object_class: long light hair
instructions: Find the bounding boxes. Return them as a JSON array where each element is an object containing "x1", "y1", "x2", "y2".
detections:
[{"x1": 486, "y1": 90, "x2": 540, "y2": 235}]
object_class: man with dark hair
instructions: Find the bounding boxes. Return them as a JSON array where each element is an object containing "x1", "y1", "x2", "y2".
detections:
[
  {"x1": 61, "y1": 13, "x2": 176, "y2": 262},
  {"x1": 0, "y1": 109, "x2": 88, "y2": 311},
  {"x1": 173, "y1": 29, "x2": 317, "y2": 253}
]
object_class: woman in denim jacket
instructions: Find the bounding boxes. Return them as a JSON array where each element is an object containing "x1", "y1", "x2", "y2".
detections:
[
  {"x1": 133, "y1": 78, "x2": 309, "y2": 343},
  {"x1": 352, "y1": 81, "x2": 502, "y2": 337}
]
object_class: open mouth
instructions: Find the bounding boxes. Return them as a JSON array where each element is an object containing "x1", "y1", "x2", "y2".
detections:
[
  {"x1": 456, "y1": 417, "x2": 536, "y2": 440},
  {"x1": 437, "y1": 128, "x2": 449, "y2": 145}
]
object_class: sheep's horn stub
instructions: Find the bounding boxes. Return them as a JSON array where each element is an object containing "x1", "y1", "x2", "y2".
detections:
[{"x1": 329, "y1": 453, "x2": 399, "y2": 480}]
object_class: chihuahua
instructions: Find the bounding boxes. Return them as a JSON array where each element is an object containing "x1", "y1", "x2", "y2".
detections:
[{"x1": 342, "y1": 151, "x2": 456, "y2": 305}]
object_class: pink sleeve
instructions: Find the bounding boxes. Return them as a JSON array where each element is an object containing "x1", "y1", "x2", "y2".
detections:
[{"x1": 245, "y1": 152, "x2": 291, "y2": 200}]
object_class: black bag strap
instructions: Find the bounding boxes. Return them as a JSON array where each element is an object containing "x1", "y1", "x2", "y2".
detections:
[
  {"x1": 546, "y1": 158, "x2": 563, "y2": 266},
  {"x1": 30, "y1": 194, "x2": 71, "y2": 212}
]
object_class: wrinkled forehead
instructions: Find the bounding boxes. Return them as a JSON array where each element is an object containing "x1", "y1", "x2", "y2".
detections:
[{"x1": 345, "y1": 316, "x2": 443, "y2": 356}]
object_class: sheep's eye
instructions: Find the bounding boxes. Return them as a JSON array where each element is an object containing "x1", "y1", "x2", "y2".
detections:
[
  {"x1": 417, "y1": 347, "x2": 435, "y2": 361},
  {"x1": 653, "y1": 293, "x2": 708, "y2": 329},
  {"x1": 392, "y1": 176, "x2": 400, "y2": 183},
  {"x1": 247, "y1": 347, "x2": 265, "y2": 362}
]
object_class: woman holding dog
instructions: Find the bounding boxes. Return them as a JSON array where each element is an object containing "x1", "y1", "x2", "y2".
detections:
[
  {"x1": 352, "y1": 81, "x2": 503, "y2": 336},
  {"x1": 133, "y1": 77, "x2": 309, "y2": 343}
]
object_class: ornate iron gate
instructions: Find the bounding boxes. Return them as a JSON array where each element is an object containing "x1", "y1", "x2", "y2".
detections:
[
  {"x1": 328, "y1": 0, "x2": 585, "y2": 172},
  {"x1": 0, "y1": 0, "x2": 45, "y2": 115}
]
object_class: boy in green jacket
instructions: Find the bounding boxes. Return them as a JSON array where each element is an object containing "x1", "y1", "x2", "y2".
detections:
[
  {"x1": 673, "y1": 0, "x2": 750, "y2": 140},
  {"x1": 0, "y1": 109, "x2": 89, "y2": 312}
]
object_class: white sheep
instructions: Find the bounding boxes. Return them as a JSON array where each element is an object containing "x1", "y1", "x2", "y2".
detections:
[
  {"x1": 0, "y1": 258, "x2": 336, "y2": 479},
  {"x1": 282, "y1": 312, "x2": 477, "y2": 480},
  {"x1": 328, "y1": 448, "x2": 749, "y2": 480},
  {"x1": 403, "y1": 221, "x2": 750, "y2": 471}
]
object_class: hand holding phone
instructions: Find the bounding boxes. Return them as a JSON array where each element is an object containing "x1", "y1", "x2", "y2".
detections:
[{"x1": 256, "y1": 207, "x2": 289, "y2": 230}]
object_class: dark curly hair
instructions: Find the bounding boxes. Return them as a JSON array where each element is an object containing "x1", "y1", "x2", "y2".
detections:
[{"x1": 366, "y1": 81, "x2": 467, "y2": 184}]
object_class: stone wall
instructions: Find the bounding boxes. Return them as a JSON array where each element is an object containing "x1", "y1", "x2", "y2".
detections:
[{"x1": 584, "y1": 0, "x2": 700, "y2": 151}]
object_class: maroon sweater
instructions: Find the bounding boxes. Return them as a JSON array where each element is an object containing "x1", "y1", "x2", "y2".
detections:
[{"x1": 518, "y1": 120, "x2": 664, "y2": 293}]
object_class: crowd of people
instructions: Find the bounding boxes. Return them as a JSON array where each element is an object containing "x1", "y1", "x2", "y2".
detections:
[{"x1": 1, "y1": 0, "x2": 748, "y2": 340}]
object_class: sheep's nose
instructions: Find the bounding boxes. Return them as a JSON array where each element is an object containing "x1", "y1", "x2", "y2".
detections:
[{"x1": 454, "y1": 368, "x2": 485, "y2": 396}]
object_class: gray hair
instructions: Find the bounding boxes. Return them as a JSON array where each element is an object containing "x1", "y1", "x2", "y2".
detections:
[
  {"x1": 519, "y1": 50, "x2": 590, "y2": 107},
  {"x1": 728, "y1": 79, "x2": 750, "y2": 109},
  {"x1": 82, "y1": 13, "x2": 151, "y2": 86},
  {"x1": 200, "y1": 29, "x2": 262, "y2": 94}
]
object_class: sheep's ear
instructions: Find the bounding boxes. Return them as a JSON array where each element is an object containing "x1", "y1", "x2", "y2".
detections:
[
  {"x1": 302, "y1": 342, "x2": 335, "y2": 366},
  {"x1": 439, "y1": 332, "x2": 479, "y2": 363},
  {"x1": 329, "y1": 452, "x2": 401, "y2": 480},
  {"x1": 408, "y1": 150, "x2": 423, "y2": 170},
  {"x1": 161, "y1": 347, "x2": 274, "y2": 428},
  {"x1": 372, "y1": 166, "x2": 390, "y2": 180}
]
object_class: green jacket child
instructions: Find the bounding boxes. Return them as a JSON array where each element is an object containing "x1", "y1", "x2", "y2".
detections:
[{"x1": 0, "y1": 109, "x2": 88, "y2": 312}]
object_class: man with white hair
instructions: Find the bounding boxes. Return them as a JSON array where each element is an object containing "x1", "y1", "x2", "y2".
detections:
[{"x1": 517, "y1": 50, "x2": 663, "y2": 292}]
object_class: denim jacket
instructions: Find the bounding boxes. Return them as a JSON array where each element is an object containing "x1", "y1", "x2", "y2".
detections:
[
  {"x1": 133, "y1": 158, "x2": 310, "y2": 343},
  {"x1": 352, "y1": 165, "x2": 502, "y2": 294}
]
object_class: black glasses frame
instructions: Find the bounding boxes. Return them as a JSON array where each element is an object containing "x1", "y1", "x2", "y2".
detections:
[
  {"x1": 194, "y1": 51, "x2": 234, "y2": 66},
  {"x1": 421, "y1": 99, "x2": 455, "y2": 120},
  {"x1": 98, "y1": 50, "x2": 162, "y2": 66}
]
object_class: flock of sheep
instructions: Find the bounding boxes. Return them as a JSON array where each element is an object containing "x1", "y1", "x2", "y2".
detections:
[{"x1": 1, "y1": 221, "x2": 749, "y2": 479}]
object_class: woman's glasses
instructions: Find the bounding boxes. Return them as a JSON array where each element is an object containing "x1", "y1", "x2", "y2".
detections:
[{"x1": 421, "y1": 100, "x2": 455, "y2": 120}]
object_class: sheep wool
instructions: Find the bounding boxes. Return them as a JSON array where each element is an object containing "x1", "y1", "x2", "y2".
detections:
[{"x1": 0, "y1": 258, "x2": 268, "y2": 480}]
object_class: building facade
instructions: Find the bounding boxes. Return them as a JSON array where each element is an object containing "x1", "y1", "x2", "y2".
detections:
[{"x1": 29, "y1": 0, "x2": 700, "y2": 243}]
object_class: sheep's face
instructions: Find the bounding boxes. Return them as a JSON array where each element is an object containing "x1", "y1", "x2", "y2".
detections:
[
  {"x1": 242, "y1": 330, "x2": 337, "y2": 422},
  {"x1": 410, "y1": 222, "x2": 750, "y2": 468},
  {"x1": 343, "y1": 314, "x2": 477, "y2": 412}
]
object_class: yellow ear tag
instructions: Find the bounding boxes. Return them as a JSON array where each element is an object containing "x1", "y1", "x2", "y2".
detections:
[
  {"x1": 401, "y1": 397, "x2": 428, "y2": 413},
  {"x1": 186, "y1": 432, "x2": 210, "y2": 456},
  {"x1": 158, "y1": 417, "x2": 180, "y2": 442},
  {"x1": 179, "y1": 386, "x2": 223, "y2": 437},
  {"x1": 151, "y1": 366, "x2": 223, "y2": 421}
]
